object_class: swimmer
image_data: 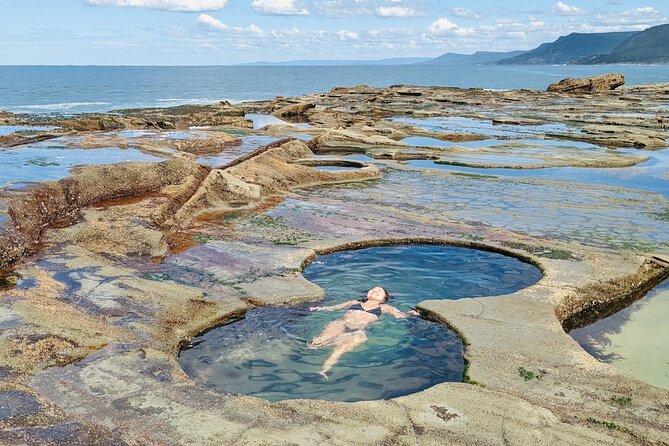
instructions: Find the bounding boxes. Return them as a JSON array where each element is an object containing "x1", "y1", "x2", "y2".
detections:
[{"x1": 308, "y1": 286, "x2": 419, "y2": 379}]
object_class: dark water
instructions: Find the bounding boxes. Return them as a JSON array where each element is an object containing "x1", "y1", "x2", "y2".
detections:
[
  {"x1": 179, "y1": 244, "x2": 541, "y2": 402},
  {"x1": 2, "y1": 65, "x2": 669, "y2": 114}
]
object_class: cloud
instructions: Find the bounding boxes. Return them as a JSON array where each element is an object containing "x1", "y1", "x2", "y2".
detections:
[
  {"x1": 197, "y1": 13, "x2": 227, "y2": 30},
  {"x1": 590, "y1": 6, "x2": 667, "y2": 29},
  {"x1": 428, "y1": 18, "x2": 477, "y2": 37},
  {"x1": 82, "y1": 0, "x2": 228, "y2": 11},
  {"x1": 551, "y1": 1, "x2": 585, "y2": 16},
  {"x1": 429, "y1": 18, "x2": 458, "y2": 33},
  {"x1": 451, "y1": 8, "x2": 484, "y2": 20},
  {"x1": 196, "y1": 13, "x2": 266, "y2": 36},
  {"x1": 337, "y1": 30, "x2": 359, "y2": 40},
  {"x1": 428, "y1": 18, "x2": 476, "y2": 37},
  {"x1": 375, "y1": 6, "x2": 421, "y2": 18},
  {"x1": 251, "y1": 0, "x2": 309, "y2": 16},
  {"x1": 311, "y1": 0, "x2": 425, "y2": 18}
]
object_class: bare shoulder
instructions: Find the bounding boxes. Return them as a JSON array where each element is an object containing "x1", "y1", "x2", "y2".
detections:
[{"x1": 380, "y1": 304, "x2": 401, "y2": 312}]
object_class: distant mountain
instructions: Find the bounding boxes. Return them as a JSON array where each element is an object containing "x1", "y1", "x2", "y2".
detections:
[
  {"x1": 421, "y1": 51, "x2": 525, "y2": 66},
  {"x1": 577, "y1": 24, "x2": 669, "y2": 64},
  {"x1": 497, "y1": 31, "x2": 638, "y2": 65},
  {"x1": 237, "y1": 57, "x2": 431, "y2": 67}
]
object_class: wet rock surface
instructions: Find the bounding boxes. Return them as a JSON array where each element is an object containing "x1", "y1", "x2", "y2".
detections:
[{"x1": 0, "y1": 78, "x2": 668, "y2": 445}]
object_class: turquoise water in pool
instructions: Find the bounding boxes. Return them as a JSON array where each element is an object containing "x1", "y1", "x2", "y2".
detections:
[{"x1": 179, "y1": 244, "x2": 542, "y2": 402}]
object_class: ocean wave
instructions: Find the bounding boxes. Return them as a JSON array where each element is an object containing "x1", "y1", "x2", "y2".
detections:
[{"x1": 10, "y1": 102, "x2": 111, "y2": 111}]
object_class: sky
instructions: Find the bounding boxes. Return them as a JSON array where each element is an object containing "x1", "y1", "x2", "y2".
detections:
[{"x1": 0, "y1": 0, "x2": 667, "y2": 65}]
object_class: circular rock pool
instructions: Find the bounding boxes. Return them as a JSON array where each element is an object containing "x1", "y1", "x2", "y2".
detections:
[{"x1": 179, "y1": 244, "x2": 542, "y2": 402}]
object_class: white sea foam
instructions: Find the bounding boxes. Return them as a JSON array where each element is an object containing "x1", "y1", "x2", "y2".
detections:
[{"x1": 9, "y1": 102, "x2": 111, "y2": 111}]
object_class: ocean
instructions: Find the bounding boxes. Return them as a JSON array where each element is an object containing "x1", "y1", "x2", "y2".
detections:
[{"x1": 1, "y1": 64, "x2": 668, "y2": 114}]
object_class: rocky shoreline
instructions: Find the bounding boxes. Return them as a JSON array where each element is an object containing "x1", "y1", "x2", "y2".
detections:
[{"x1": 0, "y1": 75, "x2": 667, "y2": 445}]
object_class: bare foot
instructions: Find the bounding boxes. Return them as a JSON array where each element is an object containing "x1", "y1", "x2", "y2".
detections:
[{"x1": 319, "y1": 371, "x2": 329, "y2": 380}]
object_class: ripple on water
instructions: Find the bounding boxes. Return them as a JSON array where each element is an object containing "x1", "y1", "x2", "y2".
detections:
[{"x1": 179, "y1": 244, "x2": 542, "y2": 402}]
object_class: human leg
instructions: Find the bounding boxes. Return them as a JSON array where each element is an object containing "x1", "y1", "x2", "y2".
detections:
[
  {"x1": 319, "y1": 330, "x2": 367, "y2": 379},
  {"x1": 308, "y1": 320, "x2": 348, "y2": 348}
]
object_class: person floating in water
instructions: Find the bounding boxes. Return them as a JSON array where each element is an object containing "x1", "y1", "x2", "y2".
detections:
[{"x1": 308, "y1": 286, "x2": 420, "y2": 379}]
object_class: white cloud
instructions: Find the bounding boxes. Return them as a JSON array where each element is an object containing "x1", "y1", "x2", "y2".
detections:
[
  {"x1": 428, "y1": 18, "x2": 476, "y2": 37},
  {"x1": 246, "y1": 24, "x2": 266, "y2": 37},
  {"x1": 251, "y1": 0, "x2": 309, "y2": 16},
  {"x1": 589, "y1": 6, "x2": 667, "y2": 30},
  {"x1": 312, "y1": 0, "x2": 425, "y2": 18},
  {"x1": 451, "y1": 8, "x2": 484, "y2": 20},
  {"x1": 429, "y1": 18, "x2": 458, "y2": 33},
  {"x1": 196, "y1": 13, "x2": 266, "y2": 36},
  {"x1": 337, "y1": 30, "x2": 359, "y2": 40},
  {"x1": 82, "y1": 0, "x2": 228, "y2": 11},
  {"x1": 197, "y1": 13, "x2": 227, "y2": 30},
  {"x1": 551, "y1": 1, "x2": 585, "y2": 16},
  {"x1": 375, "y1": 6, "x2": 421, "y2": 18}
]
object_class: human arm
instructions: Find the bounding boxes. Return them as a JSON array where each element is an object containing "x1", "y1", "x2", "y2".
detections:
[
  {"x1": 382, "y1": 305, "x2": 420, "y2": 319},
  {"x1": 309, "y1": 300, "x2": 359, "y2": 312}
]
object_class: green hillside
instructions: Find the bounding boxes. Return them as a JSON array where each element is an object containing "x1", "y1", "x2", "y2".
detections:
[
  {"x1": 578, "y1": 24, "x2": 669, "y2": 64},
  {"x1": 497, "y1": 31, "x2": 638, "y2": 65}
]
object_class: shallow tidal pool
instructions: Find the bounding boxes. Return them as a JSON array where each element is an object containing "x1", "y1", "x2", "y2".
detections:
[
  {"x1": 570, "y1": 279, "x2": 669, "y2": 389},
  {"x1": 179, "y1": 244, "x2": 542, "y2": 402}
]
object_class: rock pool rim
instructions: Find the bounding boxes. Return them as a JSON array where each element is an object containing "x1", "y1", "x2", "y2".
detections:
[
  {"x1": 175, "y1": 237, "x2": 546, "y2": 352},
  {"x1": 290, "y1": 158, "x2": 368, "y2": 169},
  {"x1": 176, "y1": 238, "x2": 544, "y2": 398},
  {"x1": 299, "y1": 237, "x2": 546, "y2": 275}
]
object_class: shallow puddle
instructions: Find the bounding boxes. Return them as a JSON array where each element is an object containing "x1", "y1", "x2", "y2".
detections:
[
  {"x1": 179, "y1": 244, "x2": 541, "y2": 402},
  {"x1": 406, "y1": 148, "x2": 669, "y2": 198},
  {"x1": 246, "y1": 114, "x2": 310, "y2": 130},
  {"x1": 570, "y1": 279, "x2": 669, "y2": 389},
  {"x1": 106, "y1": 130, "x2": 156, "y2": 138},
  {"x1": 294, "y1": 165, "x2": 667, "y2": 251},
  {"x1": 197, "y1": 136, "x2": 277, "y2": 167},
  {"x1": 0, "y1": 146, "x2": 166, "y2": 188},
  {"x1": 0, "y1": 125, "x2": 59, "y2": 136},
  {"x1": 313, "y1": 165, "x2": 358, "y2": 171},
  {"x1": 390, "y1": 116, "x2": 571, "y2": 137},
  {"x1": 401, "y1": 136, "x2": 598, "y2": 150}
]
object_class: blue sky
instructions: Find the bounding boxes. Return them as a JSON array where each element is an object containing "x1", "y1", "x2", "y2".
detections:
[{"x1": 1, "y1": 0, "x2": 667, "y2": 65}]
